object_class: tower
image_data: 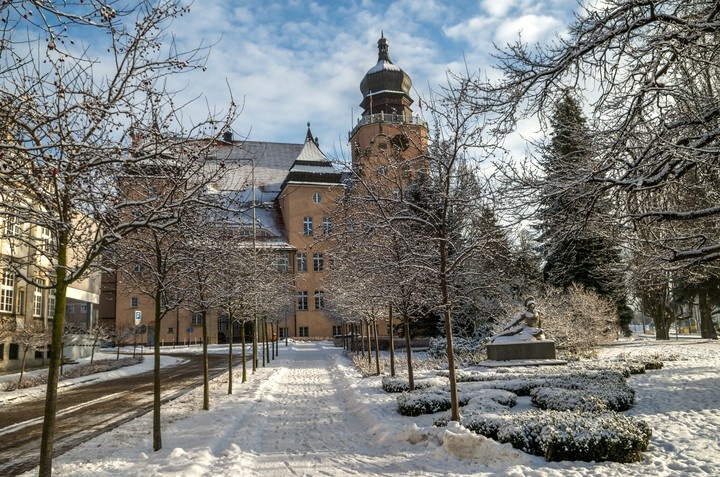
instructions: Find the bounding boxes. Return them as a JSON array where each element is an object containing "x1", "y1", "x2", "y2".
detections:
[{"x1": 349, "y1": 35, "x2": 428, "y2": 180}]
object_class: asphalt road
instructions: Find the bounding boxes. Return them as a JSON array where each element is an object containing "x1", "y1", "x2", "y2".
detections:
[{"x1": 0, "y1": 352, "x2": 235, "y2": 476}]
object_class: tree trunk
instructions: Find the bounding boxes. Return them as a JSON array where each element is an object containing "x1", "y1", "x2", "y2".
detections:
[
  {"x1": 153, "y1": 290, "x2": 163, "y2": 451},
  {"x1": 252, "y1": 317, "x2": 258, "y2": 373},
  {"x1": 439, "y1": 239, "x2": 460, "y2": 421},
  {"x1": 404, "y1": 319, "x2": 414, "y2": 391},
  {"x1": 18, "y1": 346, "x2": 29, "y2": 387},
  {"x1": 241, "y1": 320, "x2": 247, "y2": 383},
  {"x1": 202, "y1": 309, "x2": 209, "y2": 411},
  {"x1": 38, "y1": 253, "x2": 69, "y2": 477},
  {"x1": 698, "y1": 291, "x2": 718, "y2": 340},
  {"x1": 654, "y1": 312, "x2": 672, "y2": 340},
  {"x1": 359, "y1": 321, "x2": 365, "y2": 357},
  {"x1": 373, "y1": 320, "x2": 381, "y2": 375},
  {"x1": 90, "y1": 338, "x2": 97, "y2": 364},
  {"x1": 388, "y1": 304, "x2": 395, "y2": 377},
  {"x1": 366, "y1": 321, "x2": 372, "y2": 366},
  {"x1": 228, "y1": 313, "x2": 234, "y2": 395}
]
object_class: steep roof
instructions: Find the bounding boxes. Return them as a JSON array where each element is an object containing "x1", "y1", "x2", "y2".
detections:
[{"x1": 281, "y1": 127, "x2": 343, "y2": 188}]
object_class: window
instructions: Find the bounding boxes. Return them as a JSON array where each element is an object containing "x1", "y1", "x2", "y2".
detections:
[
  {"x1": 47, "y1": 290, "x2": 56, "y2": 317},
  {"x1": 279, "y1": 327, "x2": 287, "y2": 338},
  {"x1": 33, "y1": 287, "x2": 43, "y2": 317},
  {"x1": 9, "y1": 343, "x2": 19, "y2": 360},
  {"x1": 297, "y1": 291, "x2": 308, "y2": 311},
  {"x1": 39, "y1": 226, "x2": 52, "y2": 253},
  {"x1": 322, "y1": 217, "x2": 332, "y2": 235},
  {"x1": 134, "y1": 264, "x2": 143, "y2": 273},
  {"x1": 276, "y1": 254, "x2": 290, "y2": 273},
  {"x1": 131, "y1": 297, "x2": 139, "y2": 308},
  {"x1": 314, "y1": 290, "x2": 324, "y2": 310},
  {"x1": 66, "y1": 304, "x2": 74, "y2": 314},
  {"x1": 2, "y1": 215, "x2": 21, "y2": 237},
  {"x1": 303, "y1": 216, "x2": 313, "y2": 236},
  {"x1": 191, "y1": 312, "x2": 203, "y2": 325},
  {"x1": 312, "y1": 192, "x2": 322, "y2": 203},
  {"x1": 298, "y1": 326, "x2": 309, "y2": 337},
  {"x1": 80, "y1": 303, "x2": 87, "y2": 314},
  {"x1": 1, "y1": 270, "x2": 14, "y2": 313},
  {"x1": 17, "y1": 290, "x2": 24, "y2": 315},
  {"x1": 168, "y1": 327, "x2": 175, "y2": 334},
  {"x1": 0, "y1": 343, "x2": 4, "y2": 360},
  {"x1": 296, "y1": 253, "x2": 308, "y2": 273},
  {"x1": 332, "y1": 325, "x2": 342, "y2": 336},
  {"x1": 313, "y1": 253, "x2": 324, "y2": 272}
]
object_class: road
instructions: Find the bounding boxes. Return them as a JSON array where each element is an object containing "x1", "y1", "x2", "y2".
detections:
[{"x1": 0, "y1": 352, "x2": 235, "y2": 476}]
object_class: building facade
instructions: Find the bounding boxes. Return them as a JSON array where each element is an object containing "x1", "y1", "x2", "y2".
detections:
[{"x1": 102, "y1": 35, "x2": 427, "y2": 345}]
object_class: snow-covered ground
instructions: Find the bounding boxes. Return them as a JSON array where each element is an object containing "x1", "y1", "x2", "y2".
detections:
[{"x1": 4, "y1": 336, "x2": 720, "y2": 476}]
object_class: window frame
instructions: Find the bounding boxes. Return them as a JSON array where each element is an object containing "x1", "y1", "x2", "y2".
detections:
[
  {"x1": 313, "y1": 253, "x2": 324, "y2": 272},
  {"x1": 314, "y1": 290, "x2": 325, "y2": 310},
  {"x1": 296, "y1": 252, "x2": 308, "y2": 273},
  {"x1": 297, "y1": 291, "x2": 308, "y2": 311},
  {"x1": 0, "y1": 271, "x2": 14, "y2": 313},
  {"x1": 303, "y1": 216, "x2": 313, "y2": 236}
]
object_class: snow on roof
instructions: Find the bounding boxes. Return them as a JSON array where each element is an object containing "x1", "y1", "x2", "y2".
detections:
[{"x1": 367, "y1": 60, "x2": 402, "y2": 75}]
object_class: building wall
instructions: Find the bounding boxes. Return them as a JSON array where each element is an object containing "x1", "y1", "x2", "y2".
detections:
[{"x1": 279, "y1": 182, "x2": 344, "y2": 339}]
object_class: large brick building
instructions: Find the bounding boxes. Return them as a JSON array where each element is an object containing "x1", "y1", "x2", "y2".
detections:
[{"x1": 101, "y1": 35, "x2": 428, "y2": 345}]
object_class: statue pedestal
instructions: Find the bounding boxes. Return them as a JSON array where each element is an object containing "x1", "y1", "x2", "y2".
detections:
[{"x1": 486, "y1": 340, "x2": 556, "y2": 361}]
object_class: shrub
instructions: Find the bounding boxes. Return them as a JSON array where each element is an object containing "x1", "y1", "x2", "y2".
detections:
[
  {"x1": 534, "y1": 372, "x2": 636, "y2": 412},
  {"x1": 397, "y1": 387, "x2": 471, "y2": 416},
  {"x1": 381, "y1": 375, "x2": 447, "y2": 393},
  {"x1": 495, "y1": 410, "x2": 652, "y2": 463}
]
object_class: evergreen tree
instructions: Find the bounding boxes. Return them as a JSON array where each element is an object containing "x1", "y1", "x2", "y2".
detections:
[{"x1": 538, "y1": 91, "x2": 632, "y2": 333}]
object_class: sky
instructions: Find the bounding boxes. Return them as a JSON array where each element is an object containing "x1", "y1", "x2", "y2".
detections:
[
  {"x1": 165, "y1": 0, "x2": 581, "y2": 160},
  {"x1": 4, "y1": 336, "x2": 720, "y2": 476}
]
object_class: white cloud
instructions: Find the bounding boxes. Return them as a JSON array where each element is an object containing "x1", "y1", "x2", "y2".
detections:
[
  {"x1": 481, "y1": 0, "x2": 516, "y2": 17},
  {"x1": 494, "y1": 14, "x2": 565, "y2": 47}
]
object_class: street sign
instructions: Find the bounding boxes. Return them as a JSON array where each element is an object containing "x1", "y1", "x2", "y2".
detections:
[
  {"x1": 186, "y1": 328, "x2": 193, "y2": 333},
  {"x1": 134, "y1": 310, "x2": 142, "y2": 325}
]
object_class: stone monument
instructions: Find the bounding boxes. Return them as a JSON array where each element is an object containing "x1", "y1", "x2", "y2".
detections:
[{"x1": 486, "y1": 298, "x2": 557, "y2": 361}]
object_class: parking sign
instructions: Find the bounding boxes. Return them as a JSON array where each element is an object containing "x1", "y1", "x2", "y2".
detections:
[{"x1": 134, "y1": 310, "x2": 142, "y2": 325}]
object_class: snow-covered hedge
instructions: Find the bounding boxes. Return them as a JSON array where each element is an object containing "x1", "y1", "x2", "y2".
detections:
[
  {"x1": 470, "y1": 410, "x2": 652, "y2": 463},
  {"x1": 381, "y1": 375, "x2": 448, "y2": 393},
  {"x1": 391, "y1": 358, "x2": 657, "y2": 463},
  {"x1": 396, "y1": 387, "x2": 472, "y2": 416}
]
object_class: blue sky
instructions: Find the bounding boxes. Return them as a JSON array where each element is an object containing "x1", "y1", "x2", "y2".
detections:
[{"x1": 168, "y1": 0, "x2": 582, "y2": 159}]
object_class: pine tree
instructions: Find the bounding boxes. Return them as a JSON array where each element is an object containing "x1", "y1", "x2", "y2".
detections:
[{"x1": 538, "y1": 91, "x2": 632, "y2": 333}]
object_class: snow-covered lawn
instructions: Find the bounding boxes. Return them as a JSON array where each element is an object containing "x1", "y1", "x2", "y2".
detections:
[{"x1": 5, "y1": 336, "x2": 720, "y2": 476}]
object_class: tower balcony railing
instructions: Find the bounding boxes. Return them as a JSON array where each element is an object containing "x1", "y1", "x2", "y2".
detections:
[{"x1": 348, "y1": 112, "x2": 427, "y2": 140}]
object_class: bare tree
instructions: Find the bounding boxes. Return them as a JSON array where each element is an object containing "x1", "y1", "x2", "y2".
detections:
[
  {"x1": 538, "y1": 285, "x2": 619, "y2": 354},
  {"x1": 13, "y1": 320, "x2": 51, "y2": 386},
  {"x1": 0, "y1": 2, "x2": 237, "y2": 471},
  {"x1": 87, "y1": 322, "x2": 113, "y2": 364},
  {"x1": 484, "y1": 0, "x2": 720, "y2": 270}
]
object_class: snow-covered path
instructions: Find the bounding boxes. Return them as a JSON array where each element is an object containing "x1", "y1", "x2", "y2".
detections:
[
  {"x1": 15, "y1": 338, "x2": 720, "y2": 477},
  {"x1": 219, "y1": 342, "x2": 406, "y2": 475}
]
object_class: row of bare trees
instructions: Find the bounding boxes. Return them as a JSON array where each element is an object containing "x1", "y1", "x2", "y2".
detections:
[
  {"x1": 0, "y1": 1, "x2": 247, "y2": 475},
  {"x1": 324, "y1": 0, "x2": 720, "y2": 424}
]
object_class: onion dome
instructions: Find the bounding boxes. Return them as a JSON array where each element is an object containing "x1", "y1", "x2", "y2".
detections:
[{"x1": 359, "y1": 35, "x2": 413, "y2": 116}]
